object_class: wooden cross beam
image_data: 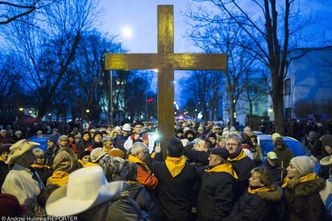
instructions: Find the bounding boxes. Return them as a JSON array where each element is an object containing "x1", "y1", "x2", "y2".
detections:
[{"x1": 105, "y1": 5, "x2": 227, "y2": 156}]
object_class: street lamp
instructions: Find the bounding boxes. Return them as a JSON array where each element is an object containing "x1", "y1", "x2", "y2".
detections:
[
  {"x1": 86, "y1": 109, "x2": 90, "y2": 113},
  {"x1": 19, "y1": 107, "x2": 24, "y2": 112}
]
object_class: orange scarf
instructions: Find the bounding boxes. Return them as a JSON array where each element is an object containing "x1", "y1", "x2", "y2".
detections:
[
  {"x1": 228, "y1": 150, "x2": 247, "y2": 162},
  {"x1": 282, "y1": 172, "x2": 318, "y2": 188},
  {"x1": 205, "y1": 163, "x2": 238, "y2": 179},
  {"x1": 128, "y1": 154, "x2": 149, "y2": 170},
  {"x1": 165, "y1": 156, "x2": 186, "y2": 177},
  {"x1": 48, "y1": 171, "x2": 69, "y2": 186},
  {"x1": 248, "y1": 186, "x2": 274, "y2": 194}
]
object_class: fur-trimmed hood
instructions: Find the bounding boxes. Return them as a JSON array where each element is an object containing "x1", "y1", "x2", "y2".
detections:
[
  {"x1": 292, "y1": 177, "x2": 326, "y2": 197},
  {"x1": 257, "y1": 186, "x2": 283, "y2": 202}
]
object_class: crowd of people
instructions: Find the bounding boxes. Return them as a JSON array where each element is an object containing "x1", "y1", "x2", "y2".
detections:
[{"x1": 0, "y1": 120, "x2": 332, "y2": 221}]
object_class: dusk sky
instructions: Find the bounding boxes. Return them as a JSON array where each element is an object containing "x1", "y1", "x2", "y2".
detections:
[{"x1": 97, "y1": 0, "x2": 332, "y2": 106}]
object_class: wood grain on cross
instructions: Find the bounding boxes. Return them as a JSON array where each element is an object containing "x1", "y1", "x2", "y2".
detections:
[{"x1": 105, "y1": 5, "x2": 227, "y2": 158}]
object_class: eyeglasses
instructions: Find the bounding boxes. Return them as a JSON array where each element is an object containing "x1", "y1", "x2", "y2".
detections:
[{"x1": 226, "y1": 143, "x2": 238, "y2": 147}]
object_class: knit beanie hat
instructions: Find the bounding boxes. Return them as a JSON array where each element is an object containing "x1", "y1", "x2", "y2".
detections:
[
  {"x1": 290, "y1": 156, "x2": 315, "y2": 176},
  {"x1": 321, "y1": 134, "x2": 332, "y2": 147}
]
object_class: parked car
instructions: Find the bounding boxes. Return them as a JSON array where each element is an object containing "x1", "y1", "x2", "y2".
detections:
[{"x1": 257, "y1": 135, "x2": 319, "y2": 172}]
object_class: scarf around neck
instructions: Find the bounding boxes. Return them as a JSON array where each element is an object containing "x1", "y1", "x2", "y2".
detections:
[{"x1": 165, "y1": 156, "x2": 186, "y2": 177}]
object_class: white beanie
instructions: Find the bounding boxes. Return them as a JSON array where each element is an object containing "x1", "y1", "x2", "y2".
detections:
[{"x1": 290, "y1": 156, "x2": 315, "y2": 176}]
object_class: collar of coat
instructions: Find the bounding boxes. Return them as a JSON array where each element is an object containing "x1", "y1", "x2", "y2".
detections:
[
  {"x1": 165, "y1": 156, "x2": 186, "y2": 177},
  {"x1": 128, "y1": 154, "x2": 149, "y2": 170},
  {"x1": 228, "y1": 149, "x2": 247, "y2": 162},
  {"x1": 282, "y1": 173, "x2": 326, "y2": 196},
  {"x1": 205, "y1": 163, "x2": 238, "y2": 179},
  {"x1": 248, "y1": 185, "x2": 283, "y2": 202}
]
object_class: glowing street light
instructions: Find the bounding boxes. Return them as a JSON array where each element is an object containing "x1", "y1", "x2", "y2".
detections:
[
  {"x1": 19, "y1": 107, "x2": 24, "y2": 112},
  {"x1": 86, "y1": 109, "x2": 90, "y2": 113}
]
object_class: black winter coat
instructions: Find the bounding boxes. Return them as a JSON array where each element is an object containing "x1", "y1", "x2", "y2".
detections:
[
  {"x1": 229, "y1": 155, "x2": 255, "y2": 200},
  {"x1": 127, "y1": 183, "x2": 158, "y2": 221},
  {"x1": 224, "y1": 186, "x2": 282, "y2": 221},
  {"x1": 197, "y1": 170, "x2": 235, "y2": 221},
  {"x1": 0, "y1": 160, "x2": 10, "y2": 190},
  {"x1": 152, "y1": 160, "x2": 198, "y2": 221},
  {"x1": 284, "y1": 177, "x2": 327, "y2": 221}
]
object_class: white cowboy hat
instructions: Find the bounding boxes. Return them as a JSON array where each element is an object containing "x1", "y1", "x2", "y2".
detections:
[
  {"x1": 6, "y1": 139, "x2": 40, "y2": 164},
  {"x1": 46, "y1": 166, "x2": 125, "y2": 216},
  {"x1": 320, "y1": 155, "x2": 332, "y2": 166}
]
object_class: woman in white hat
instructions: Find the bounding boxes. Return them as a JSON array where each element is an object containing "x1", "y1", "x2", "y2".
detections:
[
  {"x1": 282, "y1": 156, "x2": 327, "y2": 221},
  {"x1": 2, "y1": 139, "x2": 41, "y2": 216}
]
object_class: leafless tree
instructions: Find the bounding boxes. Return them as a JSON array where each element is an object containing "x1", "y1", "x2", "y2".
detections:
[
  {"x1": 0, "y1": 0, "x2": 56, "y2": 25},
  {"x1": 1, "y1": 0, "x2": 99, "y2": 119}
]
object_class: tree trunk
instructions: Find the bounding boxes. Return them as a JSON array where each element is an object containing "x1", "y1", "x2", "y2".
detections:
[
  {"x1": 272, "y1": 74, "x2": 285, "y2": 134},
  {"x1": 229, "y1": 91, "x2": 235, "y2": 126}
]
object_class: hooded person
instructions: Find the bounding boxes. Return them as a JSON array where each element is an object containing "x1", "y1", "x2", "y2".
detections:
[
  {"x1": 224, "y1": 167, "x2": 282, "y2": 221},
  {"x1": 46, "y1": 166, "x2": 143, "y2": 220},
  {"x1": 151, "y1": 137, "x2": 198, "y2": 221},
  {"x1": 2, "y1": 139, "x2": 42, "y2": 216},
  {"x1": 282, "y1": 156, "x2": 327, "y2": 221},
  {"x1": 44, "y1": 134, "x2": 60, "y2": 167},
  {"x1": 273, "y1": 137, "x2": 294, "y2": 180},
  {"x1": 0, "y1": 144, "x2": 11, "y2": 189},
  {"x1": 197, "y1": 148, "x2": 238, "y2": 221}
]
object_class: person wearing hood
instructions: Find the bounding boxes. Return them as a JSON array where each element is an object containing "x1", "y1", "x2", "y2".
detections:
[
  {"x1": 184, "y1": 129, "x2": 196, "y2": 143},
  {"x1": 44, "y1": 134, "x2": 60, "y2": 167},
  {"x1": 282, "y1": 156, "x2": 327, "y2": 221},
  {"x1": 0, "y1": 144, "x2": 11, "y2": 191},
  {"x1": 175, "y1": 128, "x2": 184, "y2": 139},
  {"x1": 152, "y1": 137, "x2": 198, "y2": 221},
  {"x1": 273, "y1": 137, "x2": 294, "y2": 180},
  {"x1": 197, "y1": 148, "x2": 238, "y2": 221},
  {"x1": 225, "y1": 167, "x2": 282, "y2": 221}
]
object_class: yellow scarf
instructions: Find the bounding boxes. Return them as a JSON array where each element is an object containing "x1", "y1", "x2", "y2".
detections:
[
  {"x1": 31, "y1": 164, "x2": 51, "y2": 170},
  {"x1": 165, "y1": 156, "x2": 186, "y2": 177},
  {"x1": 78, "y1": 159, "x2": 99, "y2": 168},
  {"x1": 282, "y1": 172, "x2": 318, "y2": 188},
  {"x1": 48, "y1": 171, "x2": 69, "y2": 186},
  {"x1": 205, "y1": 163, "x2": 239, "y2": 179},
  {"x1": 248, "y1": 186, "x2": 274, "y2": 194},
  {"x1": 128, "y1": 154, "x2": 149, "y2": 170},
  {"x1": 228, "y1": 150, "x2": 247, "y2": 162},
  {"x1": 150, "y1": 152, "x2": 156, "y2": 159}
]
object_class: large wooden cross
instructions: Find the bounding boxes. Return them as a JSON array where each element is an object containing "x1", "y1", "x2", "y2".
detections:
[{"x1": 105, "y1": 5, "x2": 227, "y2": 154}]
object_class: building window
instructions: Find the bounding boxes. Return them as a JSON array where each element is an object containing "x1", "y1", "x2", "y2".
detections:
[{"x1": 284, "y1": 78, "x2": 291, "y2": 95}]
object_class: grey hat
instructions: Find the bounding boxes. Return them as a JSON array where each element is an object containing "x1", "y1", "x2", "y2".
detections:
[{"x1": 290, "y1": 156, "x2": 315, "y2": 176}]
